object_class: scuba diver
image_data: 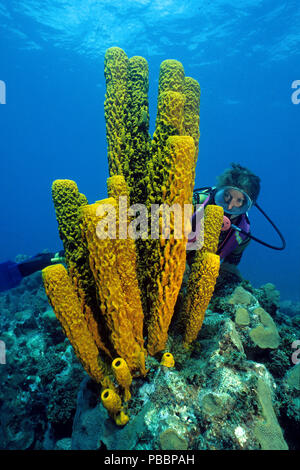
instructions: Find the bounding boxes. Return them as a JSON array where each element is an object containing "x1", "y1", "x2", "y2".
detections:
[
  {"x1": 0, "y1": 251, "x2": 65, "y2": 293},
  {"x1": 0, "y1": 163, "x2": 286, "y2": 293},
  {"x1": 187, "y1": 163, "x2": 286, "y2": 281}
]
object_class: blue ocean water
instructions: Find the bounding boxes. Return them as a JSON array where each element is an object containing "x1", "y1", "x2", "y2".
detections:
[{"x1": 0, "y1": 0, "x2": 299, "y2": 301}]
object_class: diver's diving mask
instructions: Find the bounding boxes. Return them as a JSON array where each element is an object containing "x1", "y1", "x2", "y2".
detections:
[{"x1": 214, "y1": 186, "x2": 253, "y2": 216}]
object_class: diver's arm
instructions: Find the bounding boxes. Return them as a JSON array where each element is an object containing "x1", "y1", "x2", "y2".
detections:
[
  {"x1": 17, "y1": 250, "x2": 65, "y2": 278},
  {"x1": 0, "y1": 250, "x2": 65, "y2": 293}
]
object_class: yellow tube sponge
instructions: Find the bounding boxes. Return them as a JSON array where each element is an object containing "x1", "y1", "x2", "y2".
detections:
[
  {"x1": 51, "y1": 179, "x2": 112, "y2": 358},
  {"x1": 202, "y1": 205, "x2": 224, "y2": 254},
  {"x1": 105, "y1": 177, "x2": 147, "y2": 357},
  {"x1": 161, "y1": 352, "x2": 175, "y2": 368},
  {"x1": 126, "y1": 55, "x2": 151, "y2": 206},
  {"x1": 147, "y1": 60, "x2": 186, "y2": 206},
  {"x1": 101, "y1": 388, "x2": 121, "y2": 415},
  {"x1": 137, "y1": 90, "x2": 187, "y2": 318},
  {"x1": 148, "y1": 91, "x2": 186, "y2": 201},
  {"x1": 110, "y1": 179, "x2": 145, "y2": 353},
  {"x1": 183, "y1": 252, "x2": 220, "y2": 347},
  {"x1": 115, "y1": 411, "x2": 130, "y2": 426},
  {"x1": 112, "y1": 357, "x2": 132, "y2": 401},
  {"x1": 181, "y1": 205, "x2": 223, "y2": 346},
  {"x1": 104, "y1": 47, "x2": 129, "y2": 177},
  {"x1": 107, "y1": 174, "x2": 129, "y2": 200},
  {"x1": 51, "y1": 179, "x2": 88, "y2": 273},
  {"x1": 42, "y1": 264, "x2": 113, "y2": 387},
  {"x1": 183, "y1": 77, "x2": 201, "y2": 169},
  {"x1": 101, "y1": 388, "x2": 129, "y2": 426},
  {"x1": 80, "y1": 199, "x2": 146, "y2": 374},
  {"x1": 158, "y1": 59, "x2": 185, "y2": 94},
  {"x1": 146, "y1": 136, "x2": 195, "y2": 356},
  {"x1": 104, "y1": 48, "x2": 150, "y2": 207}
]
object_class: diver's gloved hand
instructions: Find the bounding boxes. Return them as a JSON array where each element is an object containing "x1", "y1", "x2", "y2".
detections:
[
  {"x1": 16, "y1": 251, "x2": 65, "y2": 278},
  {"x1": 50, "y1": 251, "x2": 66, "y2": 264}
]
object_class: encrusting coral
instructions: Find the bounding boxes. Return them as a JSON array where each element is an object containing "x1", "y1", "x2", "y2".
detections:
[{"x1": 42, "y1": 47, "x2": 222, "y2": 425}]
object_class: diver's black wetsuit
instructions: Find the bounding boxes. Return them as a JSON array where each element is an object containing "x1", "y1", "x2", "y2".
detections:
[
  {"x1": 217, "y1": 214, "x2": 251, "y2": 266},
  {"x1": 17, "y1": 250, "x2": 65, "y2": 277}
]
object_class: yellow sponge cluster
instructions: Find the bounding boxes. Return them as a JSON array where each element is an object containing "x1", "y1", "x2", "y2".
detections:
[
  {"x1": 43, "y1": 47, "x2": 212, "y2": 426},
  {"x1": 44, "y1": 178, "x2": 146, "y2": 423}
]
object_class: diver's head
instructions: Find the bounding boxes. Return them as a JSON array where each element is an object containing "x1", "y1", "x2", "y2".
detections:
[{"x1": 215, "y1": 163, "x2": 261, "y2": 216}]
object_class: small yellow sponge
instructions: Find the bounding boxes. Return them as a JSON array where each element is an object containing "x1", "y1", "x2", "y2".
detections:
[
  {"x1": 112, "y1": 357, "x2": 132, "y2": 401},
  {"x1": 161, "y1": 352, "x2": 175, "y2": 368},
  {"x1": 101, "y1": 388, "x2": 122, "y2": 415},
  {"x1": 101, "y1": 388, "x2": 129, "y2": 426}
]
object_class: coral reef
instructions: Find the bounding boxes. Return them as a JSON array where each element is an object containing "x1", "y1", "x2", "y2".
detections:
[
  {"x1": 0, "y1": 256, "x2": 298, "y2": 450},
  {"x1": 70, "y1": 283, "x2": 297, "y2": 450},
  {"x1": 0, "y1": 269, "x2": 86, "y2": 449}
]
